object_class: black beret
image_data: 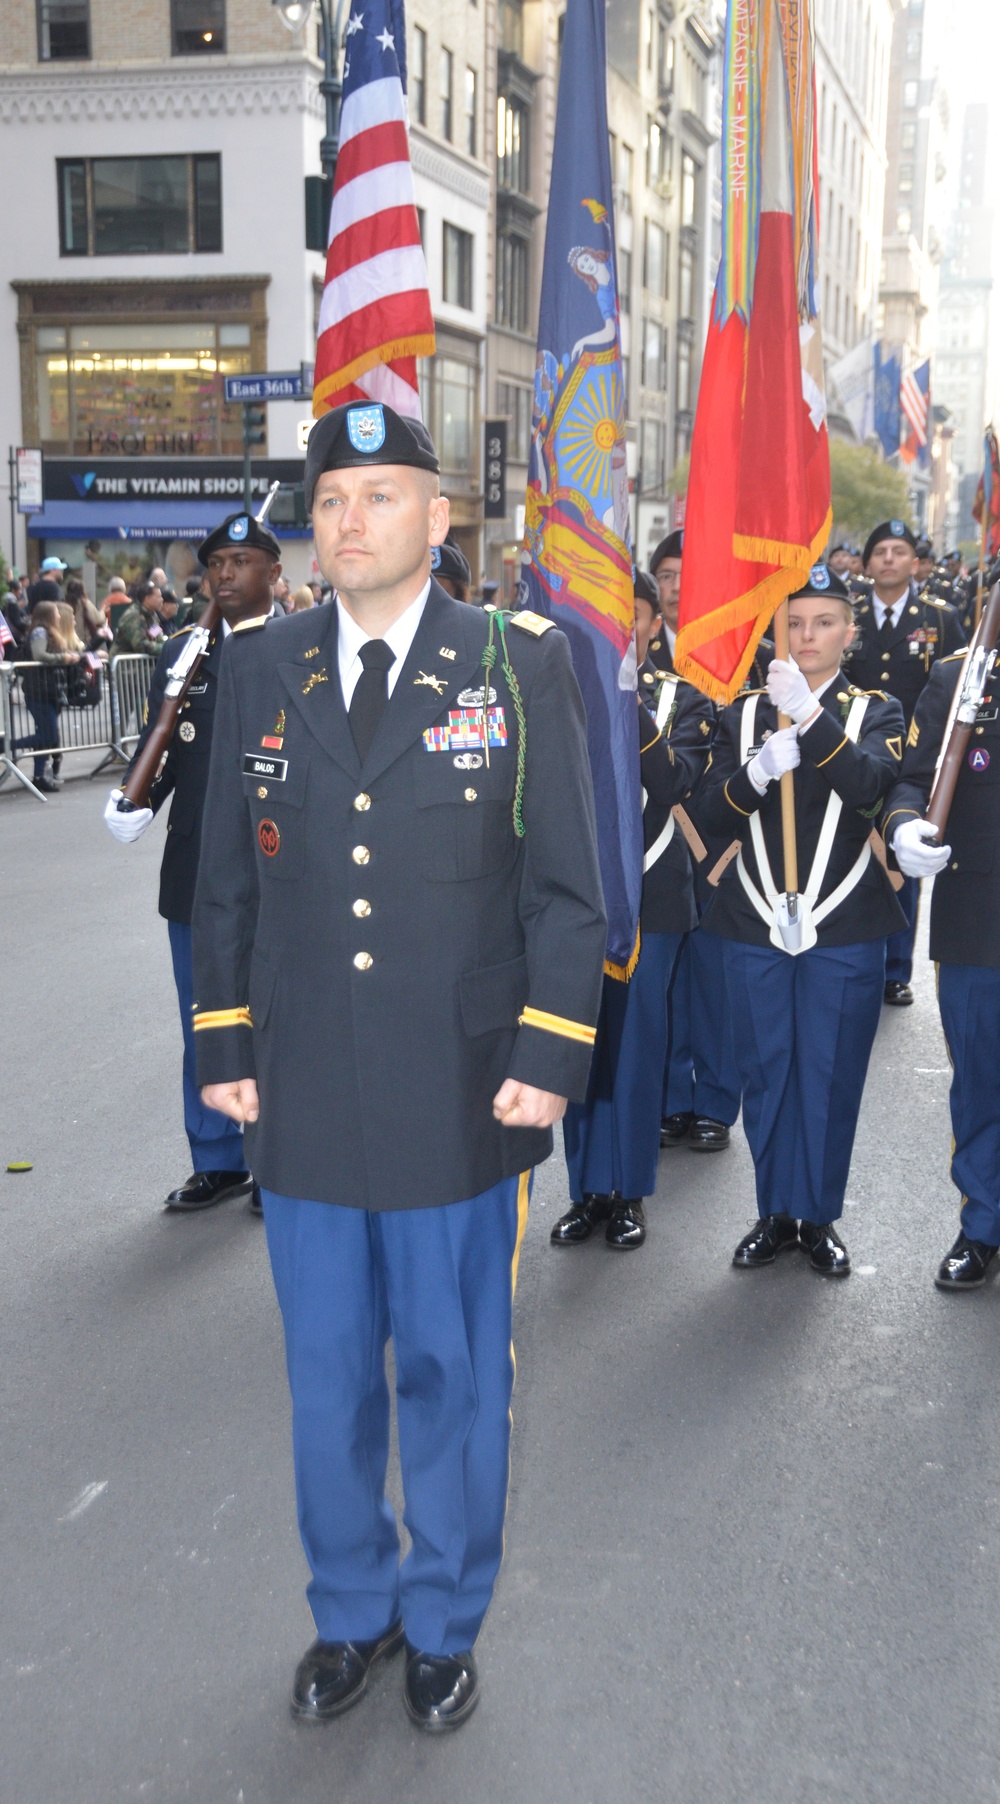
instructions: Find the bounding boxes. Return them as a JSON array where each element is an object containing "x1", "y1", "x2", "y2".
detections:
[
  {"x1": 914, "y1": 538, "x2": 933, "y2": 559},
  {"x1": 196, "y1": 511, "x2": 280, "y2": 564},
  {"x1": 305, "y1": 401, "x2": 439, "y2": 509},
  {"x1": 862, "y1": 519, "x2": 917, "y2": 566},
  {"x1": 633, "y1": 567, "x2": 659, "y2": 606},
  {"x1": 650, "y1": 530, "x2": 683, "y2": 571},
  {"x1": 789, "y1": 562, "x2": 851, "y2": 602},
  {"x1": 431, "y1": 538, "x2": 472, "y2": 588}
]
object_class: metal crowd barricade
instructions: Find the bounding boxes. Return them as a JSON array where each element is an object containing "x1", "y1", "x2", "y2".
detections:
[{"x1": 0, "y1": 653, "x2": 157, "y2": 803}]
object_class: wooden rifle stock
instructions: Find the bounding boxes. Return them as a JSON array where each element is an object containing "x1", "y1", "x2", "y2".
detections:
[
  {"x1": 926, "y1": 577, "x2": 1000, "y2": 841},
  {"x1": 120, "y1": 595, "x2": 223, "y2": 809}
]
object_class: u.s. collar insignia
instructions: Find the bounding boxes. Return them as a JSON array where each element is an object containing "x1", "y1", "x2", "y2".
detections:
[
  {"x1": 415, "y1": 670, "x2": 447, "y2": 695},
  {"x1": 304, "y1": 646, "x2": 320, "y2": 659},
  {"x1": 229, "y1": 516, "x2": 249, "y2": 540},
  {"x1": 439, "y1": 646, "x2": 456, "y2": 660},
  {"x1": 347, "y1": 404, "x2": 385, "y2": 454}
]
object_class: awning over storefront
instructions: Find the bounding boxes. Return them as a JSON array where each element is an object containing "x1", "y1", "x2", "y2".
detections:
[{"x1": 27, "y1": 501, "x2": 312, "y2": 540}]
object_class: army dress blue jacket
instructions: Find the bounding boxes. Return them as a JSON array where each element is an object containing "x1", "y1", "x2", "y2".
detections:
[
  {"x1": 128, "y1": 625, "x2": 226, "y2": 926},
  {"x1": 698, "y1": 676, "x2": 906, "y2": 948},
  {"x1": 191, "y1": 582, "x2": 607, "y2": 1212},
  {"x1": 844, "y1": 583, "x2": 966, "y2": 725},
  {"x1": 636, "y1": 660, "x2": 713, "y2": 933},
  {"x1": 883, "y1": 651, "x2": 1000, "y2": 969}
]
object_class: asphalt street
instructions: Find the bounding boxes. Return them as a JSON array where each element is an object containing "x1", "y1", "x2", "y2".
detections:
[{"x1": 3, "y1": 764, "x2": 999, "y2": 1804}]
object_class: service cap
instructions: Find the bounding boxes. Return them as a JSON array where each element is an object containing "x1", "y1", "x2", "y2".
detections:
[
  {"x1": 862, "y1": 519, "x2": 917, "y2": 566},
  {"x1": 305, "y1": 401, "x2": 440, "y2": 510},
  {"x1": 789, "y1": 563, "x2": 851, "y2": 602},
  {"x1": 633, "y1": 567, "x2": 659, "y2": 607},
  {"x1": 431, "y1": 538, "x2": 472, "y2": 588},
  {"x1": 196, "y1": 511, "x2": 281, "y2": 565},
  {"x1": 650, "y1": 530, "x2": 683, "y2": 572}
]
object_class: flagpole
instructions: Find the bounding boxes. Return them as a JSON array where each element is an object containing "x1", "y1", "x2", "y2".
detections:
[
  {"x1": 975, "y1": 511, "x2": 988, "y2": 631},
  {"x1": 772, "y1": 597, "x2": 800, "y2": 897}
]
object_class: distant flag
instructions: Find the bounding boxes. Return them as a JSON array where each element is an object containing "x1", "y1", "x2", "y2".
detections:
[
  {"x1": 311, "y1": 0, "x2": 435, "y2": 420},
  {"x1": 517, "y1": 0, "x2": 642, "y2": 976},
  {"x1": 874, "y1": 342, "x2": 901, "y2": 459},
  {"x1": 972, "y1": 426, "x2": 1000, "y2": 557},
  {"x1": 899, "y1": 359, "x2": 930, "y2": 466},
  {"x1": 0, "y1": 611, "x2": 13, "y2": 650},
  {"x1": 674, "y1": 0, "x2": 831, "y2": 703}
]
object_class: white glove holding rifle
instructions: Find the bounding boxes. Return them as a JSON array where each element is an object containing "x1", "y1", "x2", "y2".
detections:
[
  {"x1": 892, "y1": 817, "x2": 951, "y2": 879},
  {"x1": 766, "y1": 657, "x2": 822, "y2": 728},
  {"x1": 748, "y1": 724, "x2": 801, "y2": 792},
  {"x1": 103, "y1": 788, "x2": 153, "y2": 844}
]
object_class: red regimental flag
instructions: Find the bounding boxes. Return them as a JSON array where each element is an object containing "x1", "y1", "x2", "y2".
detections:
[{"x1": 675, "y1": 0, "x2": 830, "y2": 703}]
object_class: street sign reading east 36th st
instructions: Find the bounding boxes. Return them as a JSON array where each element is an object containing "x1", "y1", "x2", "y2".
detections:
[{"x1": 224, "y1": 372, "x2": 307, "y2": 404}]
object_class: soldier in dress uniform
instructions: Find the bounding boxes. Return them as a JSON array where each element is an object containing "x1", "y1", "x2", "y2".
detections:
[
  {"x1": 883, "y1": 645, "x2": 1000, "y2": 1289},
  {"x1": 102, "y1": 511, "x2": 284, "y2": 1212},
  {"x1": 845, "y1": 519, "x2": 966, "y2": 1006},
  {"x1": 651, "y1": 532, "x2": 759, "y2": 1151},
  {"x1": 190, "y1": 401, "x2": 606, "y2": 1731},
  {"x1": 430, "y1": 536, "x2": 472, "y2": 602},
  {"x1": 551, "y1": 569, "x2": 712, "y2": 1250},
  {"x1": 698, "y1": 565, "x2": 906, "y2": 1276}
]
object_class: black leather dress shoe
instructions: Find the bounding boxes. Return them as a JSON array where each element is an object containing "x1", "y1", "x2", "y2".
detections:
[
  {"x1": 935, "y1": 1233, "x2": 1000, "y2": 1291},
  {"x1": 798, "y1": 1219, "x2": 851, "y2": 1276},
  {"x1": 883, "y1": 980, "x2": 914, "y2": 1007},
  {"x1": 164, "y1": 1169, "x2": 253, "y2": 1211},
  {"x1": 732, "y1": 1213, "x2": 798, "y2": 1267},
  {"x1": 606, "y1": 1199, "x2": 646, "y2": 1249},
  {"x1": 550, "y1": 1193, "x2": 612, "y2": 1244},
  {"x1": 403, "y1": 1644, "x2": 478, "y2": 1732},
  {"x1": 292, "y1": 1621, "x2": 404, "y2": 1720},
  {"x1": 249, "y1": 1182, "x2": 263, "y2": 1215},
  {"x1": 660, "y1": 1111, "x2": 693, "y2": 1147},
  {"x1": 688, "y1": 1116, "x2": 730, "y2": 1151}
]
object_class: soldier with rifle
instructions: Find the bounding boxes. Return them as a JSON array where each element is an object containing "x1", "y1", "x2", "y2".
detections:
[
  {"x1": 883, "y1": 573, "x2": 1000, "y2": 1290},
  {"x1": 102, "y1": 504, "x2": 283, "y2": 1213}
]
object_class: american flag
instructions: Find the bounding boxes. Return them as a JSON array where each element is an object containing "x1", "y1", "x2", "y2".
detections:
[
  {"x1": 311, "y1": 0, "x2": 435, "y2": 419},
  {"x1": 899, "y1": 360, "x2": 930, "y2": 466},
  {"x1": 0, "y1": 610, "x2": 14, "y2": 651}
]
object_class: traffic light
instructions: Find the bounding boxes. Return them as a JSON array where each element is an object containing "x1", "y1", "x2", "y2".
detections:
[
  {"x1": 268, "y1": 484, "x2": 307, "y2": 527},
  {"x1": 243, "y1": 403, "x2": 266, "y2": 447}
]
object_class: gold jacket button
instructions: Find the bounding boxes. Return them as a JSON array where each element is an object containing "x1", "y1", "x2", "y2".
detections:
[
  {"x1": 257, "y1": 785, "x2": 268, "y2": 799},
  {"x1": 464, "y1": 787, "x2": 477, "y2": 802},
  {"x1": 354, "y1": 793, "x2": 371, "y2": 812},
  {"x1": 352, "y1": 845, "x2": 370, "y2": 865},
  {"x1": 353, "y1": 951, "x2": 373, "y2": 971},
  {"x1": 353, "y1": 898, "x2": 371, "y2": 917}
]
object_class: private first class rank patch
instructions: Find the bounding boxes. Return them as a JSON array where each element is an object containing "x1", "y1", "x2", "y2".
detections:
[{"x1": 423, "y1": 707, "x2": 508, "y2": 753}]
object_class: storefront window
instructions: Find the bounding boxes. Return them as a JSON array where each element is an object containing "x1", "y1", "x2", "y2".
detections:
[
  {"x1": 35, "y1": 320, "x2": 251, "y2": 455},
  {"x1": 419, "y1": 353, "x2": 478, "y2": 479}
]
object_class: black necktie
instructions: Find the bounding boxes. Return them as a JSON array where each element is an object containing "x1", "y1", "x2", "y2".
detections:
[
  {"x1": 348, "y1": 639, "x2": 396, "y2": 762},
  {"x1": 878, "y1": 606, "x2": 896, "y2": 648}
]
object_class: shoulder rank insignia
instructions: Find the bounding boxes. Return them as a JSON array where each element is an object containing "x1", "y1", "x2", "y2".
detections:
[
  {"x1": 232, "y1": 615, "x2": 268, "y2": 633},
  {"x1": 509, "y1": 609, "x2": 555, "y2": 637},
  {"x1": 907, "y1": 717, "x2": 920, "y2": 747},
  {"x1": 886, "y1": 735, "x2": 903, "y2": 760}
]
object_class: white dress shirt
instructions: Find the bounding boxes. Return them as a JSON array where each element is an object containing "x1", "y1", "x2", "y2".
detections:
[
  {"x1": 336, "y1": 580, "x2": 431, "y2": 710},
  {"x1": 872, "y1": 592, "x2": 908, "y2": 632}
]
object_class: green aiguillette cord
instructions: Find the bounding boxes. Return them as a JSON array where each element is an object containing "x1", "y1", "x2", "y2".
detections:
[{"x1": 480, "y1": 611, "x2": 526, "y2": 838}]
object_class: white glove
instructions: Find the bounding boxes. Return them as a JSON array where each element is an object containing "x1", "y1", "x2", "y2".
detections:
[
  {"x1": 766, "y1": 657, "x2": 819, "y2": 726},
  {"x1": 749, "y1": 724, "x2": 801, "y2": 789},
  {"x1": 103, "y1": 788, "x2": 153, "y2": 843},
  {"x1": 892, "y1": 817, "x2": 951, "y2": 879}
]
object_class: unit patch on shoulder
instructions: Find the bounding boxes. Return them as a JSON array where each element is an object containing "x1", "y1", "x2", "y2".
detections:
[{"x1": 509, "y1": 609, "x2": 555, "y2": 636}]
